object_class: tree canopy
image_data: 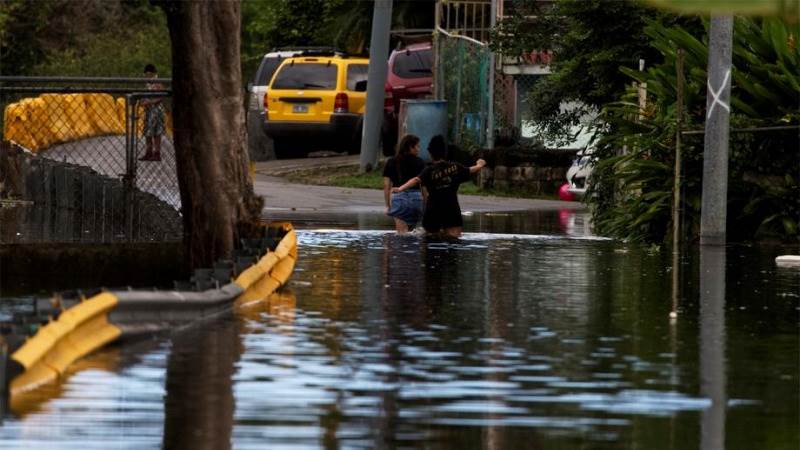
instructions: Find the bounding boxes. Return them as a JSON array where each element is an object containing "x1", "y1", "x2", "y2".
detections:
[{"x1": 490, "y1": 0, "x2": 700, "y2": 144}]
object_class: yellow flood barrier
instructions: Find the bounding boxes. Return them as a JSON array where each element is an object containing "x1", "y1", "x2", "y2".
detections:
[
  {"x1": 3, "y1": 100, "x2": 37, "y2": 151},
  {"x1": 235, "y1": 227, "x2": 297, "y2": 306},
  {"x1": 4, "y1": 93, "x2": 175, "y2": 152},
  {"x1": 8, "y1": 223, "x2": 298, "y2": 399},
  {"x1": 63, "y1": 94, "x2": 94, "y2": 139},
  {"x1": 39, "y1": 93, "x2": 80, "y2": 144},
  {"x1": 84, "y1": 93, "x2": 124, "y2": 135},
  {"x1": 9, "y1": 292, "x2": 121, "y2": 397}
]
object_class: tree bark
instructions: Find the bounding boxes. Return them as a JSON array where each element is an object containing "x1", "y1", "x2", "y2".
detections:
[{"x1": 163, "y1": 0, "x2": 263, "y2": 269}]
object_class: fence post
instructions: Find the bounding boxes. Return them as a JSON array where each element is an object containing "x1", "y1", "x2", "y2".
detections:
[
  {"x1": 486, "y1": 0, "x2": 497, "y2": 150},
  {"x1": 124, "y1": 95, "x2": 137, "y2": 241}
]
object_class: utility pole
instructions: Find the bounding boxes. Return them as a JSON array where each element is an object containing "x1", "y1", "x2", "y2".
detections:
[
  {"x1": 359, "y1": 0, "x2": 393, "y2": 172},
  {"x1": 700, "y1": 15, "x2": 733, "y2": 246}
]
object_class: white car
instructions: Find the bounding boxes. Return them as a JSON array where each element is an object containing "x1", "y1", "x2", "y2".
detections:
[
  {"x1": 248, "y1": 49, "x2": 315, "y2": 113},
  {"x1": 566, "y1": 149, "x2": 594, "y2": 198}
]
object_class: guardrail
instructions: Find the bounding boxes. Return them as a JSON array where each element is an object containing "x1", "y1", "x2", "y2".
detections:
[{"x1": 5, "y1": 222, "x2": 297, "y2": 405}]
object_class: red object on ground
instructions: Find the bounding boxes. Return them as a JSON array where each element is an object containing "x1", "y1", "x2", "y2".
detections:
[{"x1": 559, "y1": 183, "x2": 575, "y2": 201}]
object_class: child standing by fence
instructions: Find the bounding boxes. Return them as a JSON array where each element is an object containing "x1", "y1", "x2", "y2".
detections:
[{"x1": 139, "y1": 64, "x2": 165, "y2": 162}]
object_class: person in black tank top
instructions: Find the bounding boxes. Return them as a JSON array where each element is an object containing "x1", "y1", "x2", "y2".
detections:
[
  {"x1": 392, "y1": 135, "x2": 486, "y2": 238},
  {"x1": 383, "y1": 134, "x2": 426, "y2": 233}
]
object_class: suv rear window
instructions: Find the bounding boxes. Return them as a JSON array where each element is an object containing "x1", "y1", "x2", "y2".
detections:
[
  {"x1": 253, "y1": 57, "x2": 284, "y2": 86},
  {"x1": 346, "y1": 64, "x2": 369, "y2": 90},
  {"x1": 392, "y1": 49, "x2": 432, "y2": 79},
  {"x1": 271, "y1": 63, "x2": 337, "y2": 90}
]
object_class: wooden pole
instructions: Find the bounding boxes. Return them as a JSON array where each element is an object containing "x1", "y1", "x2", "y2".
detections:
[
  {"x1": 673, "y1": 49, "x2": 684, "y2": 253},
  {"x1": 670, "y1": 49, "x2": 685, "y2": 321}
]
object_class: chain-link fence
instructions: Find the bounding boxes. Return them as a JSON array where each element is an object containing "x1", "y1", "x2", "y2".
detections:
[
  {"x1": 435, "y1": 31, "x2": 491, "y2": 150},
  {"x1": 0, "y1": 77, "x2": 181, "y2": 243}
]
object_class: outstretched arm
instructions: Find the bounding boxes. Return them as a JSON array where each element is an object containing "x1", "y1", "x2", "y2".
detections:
[
  {"x1": 469, "y1": 159, "x2": 487, "y2": 174},
  {"x1": 392, "y1": 176, "x2": 421, "y2": 193}
]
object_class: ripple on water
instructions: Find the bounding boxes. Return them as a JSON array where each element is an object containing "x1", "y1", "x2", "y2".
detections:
[{"x1": 2, "y1": 229, "x2": 795, "y2": 449}]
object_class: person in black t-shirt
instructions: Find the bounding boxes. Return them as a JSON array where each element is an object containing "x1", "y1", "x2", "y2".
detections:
[
  {"x1": 383, "y1": 134, "x2": 426, "y2": 233},
  {"x1": 392, "y1": 135, "x2": 485, "y2": 238}
]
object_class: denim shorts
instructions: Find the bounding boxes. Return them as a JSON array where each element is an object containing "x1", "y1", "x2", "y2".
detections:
[{"x1": 388, "y1": 190, "x2": 423, "y2": 227}]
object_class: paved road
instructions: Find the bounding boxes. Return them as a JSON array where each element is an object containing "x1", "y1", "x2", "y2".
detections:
[
  {"x1": 253, "y1": 154, "x2": 583, "y2": 222},
  {"x1": 40, "y1": 139, "x2": 583, "y2": 222},
  {"x1": 42, "y1": 135, "x2": 181, "y2": 208}
]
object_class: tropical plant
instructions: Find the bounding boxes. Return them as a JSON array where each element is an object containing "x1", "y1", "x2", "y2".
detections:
[
  {"x1": 489, "y1": 0, "x2": 701, "y2": 145},
  {"x1": 590, "y1": 17, "x2": 799, "y2": 243}
]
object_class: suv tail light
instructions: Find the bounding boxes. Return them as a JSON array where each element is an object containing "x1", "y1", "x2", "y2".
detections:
[
  {"x1": 263, "y1": 91, "x2": 269, "y2": 112},
  {"x1": 334, "y1": 92, "x2": 349, "y2": 113}
]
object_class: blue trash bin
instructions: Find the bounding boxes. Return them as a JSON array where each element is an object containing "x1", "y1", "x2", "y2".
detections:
[{"x1": 398, "y1": 100, "x2": 448, "y2": 162}]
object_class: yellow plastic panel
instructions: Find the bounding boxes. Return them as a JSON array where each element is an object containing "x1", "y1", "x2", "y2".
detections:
[
  {"x1": 10, "y1": 292, "x2": 120, "y2": 396},
  {"x1": 85, "y1": 93, "x2": 122, "y2": 135},
  {"x1": 274, "y1": 230, "x2": 297, "y2": 260},
  {"x1": 63, "y1": 94, "x2": 94, "y2": 138},
  {"x1": 40, "y1": 94, "x2": 78, "y2": 144},
  {"x1": 3, "y1": 102, "x2": 37, "y2": 151},
  {"x1": 269, "y1": 254, "x2": 297, "y2": 286},
  {"x1": 26, "y1": 97, "x2": 54, "y2": 150}
]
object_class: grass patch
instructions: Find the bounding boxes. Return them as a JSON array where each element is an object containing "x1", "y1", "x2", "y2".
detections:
[
  {"x1": 283, "y1": 164, "x2": 383, "y2": 188},
  {"x1": 282, "y1": 164, "x2": 558, "y2": 200}
]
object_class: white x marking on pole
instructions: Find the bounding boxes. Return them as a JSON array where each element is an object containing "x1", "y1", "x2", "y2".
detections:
[{"x1": 706, "y1": 69, "x2": 731, "y2": 119}]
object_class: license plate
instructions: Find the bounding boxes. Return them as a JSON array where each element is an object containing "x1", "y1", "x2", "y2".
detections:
[{"x1": 292, "y1": 104, "x2": 308, "y2": 113}]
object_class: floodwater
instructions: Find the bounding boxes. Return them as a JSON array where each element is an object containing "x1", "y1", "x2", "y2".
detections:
[{"x1": 0, "y1": 210, "x2": 798, "y2": 450}]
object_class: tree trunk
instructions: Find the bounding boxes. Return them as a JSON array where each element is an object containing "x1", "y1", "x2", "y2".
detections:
[{"x1": 163, "y1": 0, "x2": 263, "y2": 269}]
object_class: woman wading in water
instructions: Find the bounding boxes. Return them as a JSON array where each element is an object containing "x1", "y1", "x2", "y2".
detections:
[{"x1": 383, "y1": 134, "x2": 426, "y2": 233}]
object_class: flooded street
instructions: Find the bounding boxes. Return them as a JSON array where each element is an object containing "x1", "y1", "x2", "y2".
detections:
[{"x1": 0, "y1": 211, "x2": 798, "y2": 449}]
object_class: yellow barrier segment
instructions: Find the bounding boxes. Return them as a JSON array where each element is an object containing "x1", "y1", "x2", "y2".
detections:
[
  {"x1": 116, "y1": 97, "x2": 127, "y2": 134},
  {"x1": 40, "y1": 93, "x2": 80, "y2": 144},
  {"x1": 85, "y1": 93, "x2": 123, "y2": 135},
  {"x1": 11, "y1": 348, "x2": 122, "y2": 416},
  {"x1": 26, "y1": 97, "x2": 53, "y2": 151},
  {"x1": 63, "y1": 94, "x2": 94, "y2": 139},
  {"x1": 3, "y1": 101, "x2": 37, "y2": 151},
  {"x1": 9, "y1": 292, "x2": 121, "y2": 396},
  {"x1": 274, "y1": 229, "x2": 297, "y2": 260},
  {"x1": 3, "y1": 93, "x2": 129, "y2": 152},
  {"x1": 234, "y1": 251, "x2": 279, "y2": 292},
  {"x1": 8, "y1": 223, "x2": 297, "y2": 399},
  {"x1": 235, "y1": 228, "x2": 298, "y2": 305}
]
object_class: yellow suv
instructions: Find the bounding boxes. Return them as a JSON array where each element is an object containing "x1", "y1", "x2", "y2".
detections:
[{"x1": 263, "y1": 51, "x2": 369, "y2": 158}]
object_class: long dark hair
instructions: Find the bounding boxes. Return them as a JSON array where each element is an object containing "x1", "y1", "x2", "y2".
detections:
[{"x1": 394, "y1": 134, "x2": 419, "y2": 166}]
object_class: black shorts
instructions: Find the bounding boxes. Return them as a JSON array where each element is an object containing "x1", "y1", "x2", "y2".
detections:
[{"x1": 422, "y1": 202, "x2": 463, "y2": 232}]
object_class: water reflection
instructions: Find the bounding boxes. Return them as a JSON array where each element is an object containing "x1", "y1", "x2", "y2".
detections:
[
  {"x1": 699, "y1": 246, "x2": 726, "y2": 450},
  {"x1": 0, "y1": 229, "x2": 797, "y2": 450},
  {"x1": 162, "y1": 292, "x2": 297, "y2": 450}
]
